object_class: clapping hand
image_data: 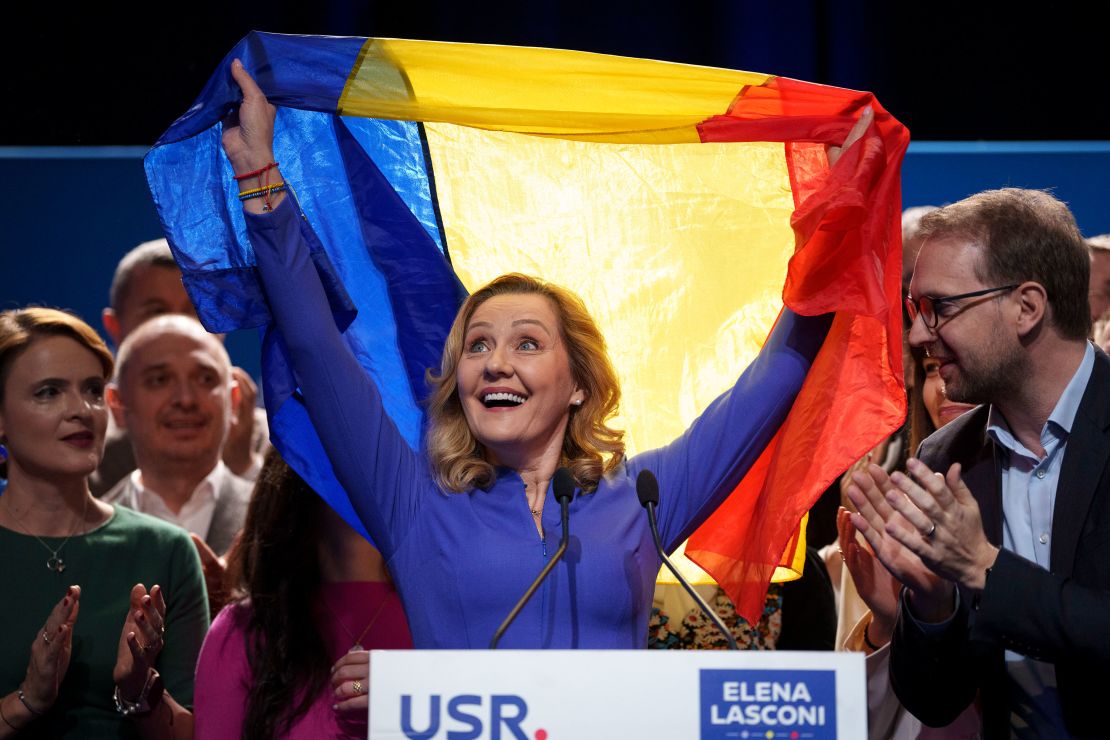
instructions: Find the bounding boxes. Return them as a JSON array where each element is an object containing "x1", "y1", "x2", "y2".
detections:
[
  {"x1": 837, "y1": 507, "x2": 900, "y2": 645},
  {"x1": 113, "y1": 584, "x2": 167, "y2": 701},
  {"x1": 845, "y1": 462, "x2": 954, "y2": 622},
  {"x1": 879, "y1": 459, "x2": 999, "y2": 594},
  {"x1": 19, "y1": 586, "x2": 80, "y2": 715},
  {"x1": 191, "y1": 533, "x2": 234, "y2": 618},
  {"x1": 222, "y1": 367, "x2": 262, "y2": 477}
]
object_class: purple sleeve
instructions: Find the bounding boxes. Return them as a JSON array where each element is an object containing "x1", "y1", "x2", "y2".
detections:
[
  {"x1": 194, "y1": 606, "x2": 251, "y2": 740},
  {"x1": 630, "y1": 309, "x2": 832, "y2": 552},
  {"x1": 244, "y1": 198, "x2": 429, "y2": 557}
]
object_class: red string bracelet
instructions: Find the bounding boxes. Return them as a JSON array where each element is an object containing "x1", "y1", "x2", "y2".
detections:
[{"x1": 233, "y1": 162, "x2": 278, "y2": 181}]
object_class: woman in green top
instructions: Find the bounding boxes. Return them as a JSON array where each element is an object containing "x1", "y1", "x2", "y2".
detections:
[{"x1": 0, "y1": 308, "x2": 209, "y2": 739}]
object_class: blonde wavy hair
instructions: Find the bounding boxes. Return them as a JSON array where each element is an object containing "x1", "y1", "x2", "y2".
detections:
[{"x1": 425, "y1": 274, "x2": 624, "y2": 493}]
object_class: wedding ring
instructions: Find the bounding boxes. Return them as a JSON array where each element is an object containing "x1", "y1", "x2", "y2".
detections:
[
  {"x1": 924, "y1": 522, "x2": 937, "y2": 539},
  {"x1": 352, "y1": 680, "x2": 363, "y2": 695},
  {"x1": 42, "y1": 631, "x2": 51, "y2": 645}
]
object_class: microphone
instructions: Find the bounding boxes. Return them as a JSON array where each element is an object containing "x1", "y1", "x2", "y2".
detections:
[
  {"x1": 490, "y1": 467, "x2": 577, "y2": 648},
  {"x1": 636, "y1": 469, "x2": 738, "y2": 650}
]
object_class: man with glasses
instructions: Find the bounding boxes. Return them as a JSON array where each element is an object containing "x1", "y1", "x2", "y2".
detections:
[{"x1": 847, "y1": 188, "x2": 1110, "y2": 738}]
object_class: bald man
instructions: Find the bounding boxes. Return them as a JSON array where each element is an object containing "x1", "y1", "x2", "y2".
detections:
[{"x1": 103, "y1": 315, "x2": 252, "y2": 556}]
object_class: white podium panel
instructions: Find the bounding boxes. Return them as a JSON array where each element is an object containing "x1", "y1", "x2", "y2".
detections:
[{"x1": 369, "y1": 650, "x2": 865, "y2": 739}]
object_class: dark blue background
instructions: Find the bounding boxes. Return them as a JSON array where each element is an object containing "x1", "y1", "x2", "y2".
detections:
[{"x1": 3, "y1": 3, "x2": 1106, "y2": 145}]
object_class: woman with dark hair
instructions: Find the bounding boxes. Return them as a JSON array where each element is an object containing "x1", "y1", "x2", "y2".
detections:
[
  {"x1": 907, "y1": 345, "x2": 976, "y2": 455},
  {"x1": 193, "y1": 450, "x2": 410, "y2": 739},
  {"x1": 0, "y1": 308, "x2": 208, "y2": 739},
  {"x1": 216, "y1": 61, "x2": 865, "y2": 654}
]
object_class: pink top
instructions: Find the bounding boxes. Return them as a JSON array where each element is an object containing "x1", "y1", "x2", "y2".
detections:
[{"x1": 194, "y1": 581, "x2": 412, "y2": 739}]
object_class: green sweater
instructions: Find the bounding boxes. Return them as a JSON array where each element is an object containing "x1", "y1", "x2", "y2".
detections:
[{"x1": 0, "y1": 505, "x2": 208, "y2": 739}]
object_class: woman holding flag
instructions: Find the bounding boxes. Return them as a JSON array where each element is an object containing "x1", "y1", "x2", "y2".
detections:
[{"x1": 219, "y1": 59, "x2": 868, "y2": 665}]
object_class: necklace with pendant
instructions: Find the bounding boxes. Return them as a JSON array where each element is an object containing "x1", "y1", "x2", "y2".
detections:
[
  {"x1": 5, "y1": 494, "x2": 89, "y2": 573},
  {"x1": 321, "y1": 588, "x2": 393, "y2": 651},
  {"x1": 525, "y1": 482, "x2": 543, "y2": 518}
]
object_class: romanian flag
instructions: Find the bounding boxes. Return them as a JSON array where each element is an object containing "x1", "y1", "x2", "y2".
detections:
[{"x1": 145, "y1": 32, "x2": 907, "y2": 623}]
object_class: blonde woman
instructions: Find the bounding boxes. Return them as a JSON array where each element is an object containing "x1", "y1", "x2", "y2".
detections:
[{"x1": 219, "y1": 61, "x2": 865, "y2": 652}]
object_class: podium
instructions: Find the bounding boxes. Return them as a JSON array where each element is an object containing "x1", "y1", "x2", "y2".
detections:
[{"x1": 369, "y1": 650, "x2": 865, "y2": 739}]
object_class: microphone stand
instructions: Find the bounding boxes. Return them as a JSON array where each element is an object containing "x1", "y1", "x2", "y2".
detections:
[{"x1": 639, "y1": 470, "x2": 738, "y2": 650}]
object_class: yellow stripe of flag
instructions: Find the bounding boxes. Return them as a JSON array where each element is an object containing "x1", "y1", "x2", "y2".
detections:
[{"x1": 339, "y1": 38, "x2": 772, "y2": 142}]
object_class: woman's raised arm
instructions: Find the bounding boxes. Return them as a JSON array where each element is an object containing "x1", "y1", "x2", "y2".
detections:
[
  {"x1": 223, "y1": 60, "x2": 427, "y2": 557},
  {"x1": 631, "y1": 308, "x2": 833, "y2": 552},
  {"x1": 224, "y1": 60, "x2": 287, "y2": 215}
]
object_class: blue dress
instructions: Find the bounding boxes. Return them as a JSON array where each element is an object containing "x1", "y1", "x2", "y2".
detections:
[{"x1": 246, "y1": 197, "x2": 830, "y2": 648}]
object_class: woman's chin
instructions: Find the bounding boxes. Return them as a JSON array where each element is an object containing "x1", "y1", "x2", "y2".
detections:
[{"x1": 937, "y1": 404, "x2": 976, "y2": 427}]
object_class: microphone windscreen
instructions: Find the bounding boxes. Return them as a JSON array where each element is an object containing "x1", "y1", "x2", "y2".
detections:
[
  {"x1": 636, "y1": 469, "x2": 659, "y2": 507},
  {"x1": 553, "y1": 467, "x2": 576, "y2": 504}
]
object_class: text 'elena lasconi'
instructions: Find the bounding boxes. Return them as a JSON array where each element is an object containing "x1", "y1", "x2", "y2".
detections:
[
  {"x1": 710, "y1": 681, "x2": 825, "y2": 726},
  {"x1": 699, "y1": 669, "x2": 837, "y2": 739}
]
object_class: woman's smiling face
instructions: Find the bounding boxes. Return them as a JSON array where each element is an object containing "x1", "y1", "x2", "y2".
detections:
[{"x1": 455, "y1": 293, "x2": 584, "y2": 469}]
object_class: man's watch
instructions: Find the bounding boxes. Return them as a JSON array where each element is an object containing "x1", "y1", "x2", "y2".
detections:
[{"x1": 113, "y1": 671, "x2": 164, "y2": 717}]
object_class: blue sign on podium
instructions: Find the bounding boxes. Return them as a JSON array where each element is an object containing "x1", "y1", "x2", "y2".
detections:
[{"x1": 369, "y1": 650, "x2": 865, "y2": 739}]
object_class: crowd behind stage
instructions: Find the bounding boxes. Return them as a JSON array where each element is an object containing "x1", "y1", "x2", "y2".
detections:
[{"x1": 2, "y1": 182, "x2": 1109, "y2": 738}]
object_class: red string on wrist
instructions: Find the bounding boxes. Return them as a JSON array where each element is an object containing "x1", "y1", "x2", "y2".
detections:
[{"x1": 233, "y1": 162, "x2": 278, "y2": 181}]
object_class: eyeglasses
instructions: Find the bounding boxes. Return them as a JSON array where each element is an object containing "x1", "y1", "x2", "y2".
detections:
[{"x1": 905, "y1": 284, "x2": 1019, "y2": 329}]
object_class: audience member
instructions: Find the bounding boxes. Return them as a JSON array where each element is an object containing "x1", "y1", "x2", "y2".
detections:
[
  {"x1": 92, "y1": 239, "x2": 267, "y2": 495},
  {"x1": 833, "y1": 348, "x2": 978, "y2": 739},
  {"x1": 1085, "y1": 233, "x2": 1110, "y2": 322},
  {"x1": 101, "y1": 239, "x2": 199, "y2": 344},
  {"x1": 901, "y1": 205, "x2": 938, "y2": 288},
  {"x1": 0, "y1": 308, "x2": 208, "y2": 739},
  {"x1": 194, "y1": 451, "x2": 411, "y2": 739},
  {"x1": 908, "y1": 346, "x2": 976, "y2": 454},
  {"x1": 848, "y1": 188, "x2": 1110, "y2": 738},
  {"x1": 1086, "y1": 235, "x2": 1110, "y2": 354},
  {"x1": 103, "y1": 315, "x2": 252, "y2": 558}
]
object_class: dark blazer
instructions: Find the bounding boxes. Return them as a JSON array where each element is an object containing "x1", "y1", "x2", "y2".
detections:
[
  {"x1": 102, "y1": 468, "x2": 253, "y2": 556},
  {"x1": 890, "y1": 348, "x2": 1110, "y2": 739}
]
